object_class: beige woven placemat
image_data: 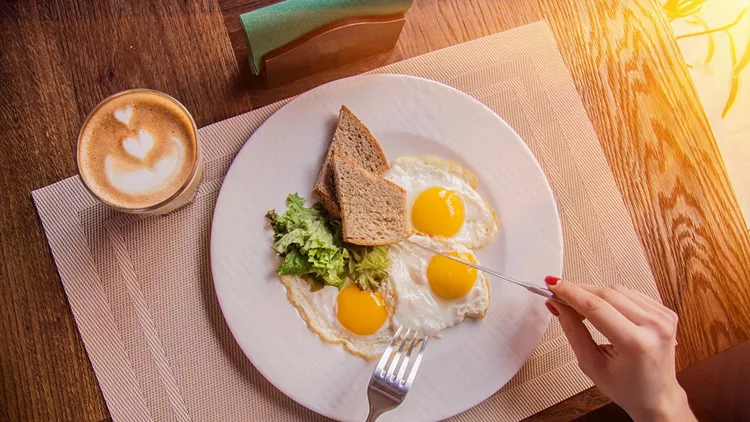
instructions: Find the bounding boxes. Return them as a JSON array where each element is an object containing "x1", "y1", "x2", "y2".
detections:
[{"x1": 33, "y1": 21, "x2": 659, "y2": 422}]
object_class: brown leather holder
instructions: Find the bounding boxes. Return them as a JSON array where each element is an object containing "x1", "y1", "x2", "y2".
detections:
[{"x1": 259, "y1": 13, "x2": 406, "y2": 86}]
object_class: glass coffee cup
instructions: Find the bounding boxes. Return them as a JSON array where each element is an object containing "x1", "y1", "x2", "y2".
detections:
[{"x1": 76, "y1": 89, "x2": 203, "y2": 215}]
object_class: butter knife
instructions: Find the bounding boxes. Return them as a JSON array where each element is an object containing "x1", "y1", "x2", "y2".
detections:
[{"x1": 406, "y1": 239, "x2": 567, "y2": 306}]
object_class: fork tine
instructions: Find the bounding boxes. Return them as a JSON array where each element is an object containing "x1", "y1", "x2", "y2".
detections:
[
  {"x1": 403, "y1": 337, "x2": 428, "y2": 389},
  {"x1": 396, "y1": 330, "x2": 420, "y2": 384},
  {"x1": 375, "y1": 326, "x2": 403, "y2": 374},
  {"x1": 385, "y1": 328, "x2": 411, "y2": 380}
]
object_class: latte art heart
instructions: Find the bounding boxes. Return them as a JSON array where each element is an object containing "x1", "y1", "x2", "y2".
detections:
[
  {"x1": 105, "y1": 137, "x2": 186, "y2": 196},
  {"x1": 122, "y1": 129, "x2": 154, "y2": 160},
  {"x1": 114, "y1": 106, "x2": 133, "y2": 126}
]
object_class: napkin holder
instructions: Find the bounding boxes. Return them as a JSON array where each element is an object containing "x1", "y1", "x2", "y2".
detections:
[{"x1": 260, "y1": 14, "x2": 406, "y2": 86}]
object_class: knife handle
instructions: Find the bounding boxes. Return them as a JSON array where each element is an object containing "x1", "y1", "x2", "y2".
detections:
[{"x1": 524, "y1": 284, "x2": 568, "y2": 306}]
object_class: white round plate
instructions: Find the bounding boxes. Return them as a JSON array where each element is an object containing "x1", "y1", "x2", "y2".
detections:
[{"x1": 211, "y1": 74, "x2": 562, "y2": 422}]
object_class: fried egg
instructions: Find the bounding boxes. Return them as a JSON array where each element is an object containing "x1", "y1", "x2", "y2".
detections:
[
  {"x1": 385, "y1": 156, "x2": 498, "y2": 248},
  {"x1": 382, "y1": 235, "x2": 490, "y2": 337},
  {"x1": 280, "y1": 276, "x2": 395, "y2": 359}
]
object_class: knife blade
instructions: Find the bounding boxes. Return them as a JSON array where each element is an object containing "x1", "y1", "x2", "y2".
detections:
[{"x1": 405, "y1": 239, "x2": 567, "y2": 306}]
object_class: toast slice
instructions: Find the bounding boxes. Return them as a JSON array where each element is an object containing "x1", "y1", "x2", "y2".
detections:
[
  {"x1": 331, "y1": 153, "x2": 410, "y2": 245},
  {"x1": 313, "y1": 106, "x2": 389, "y2": 218}
]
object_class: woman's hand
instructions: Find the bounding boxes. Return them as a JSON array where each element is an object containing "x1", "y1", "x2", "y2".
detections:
[{"x1": 544, "y1": 277, "x2": 695, "y2": 422}]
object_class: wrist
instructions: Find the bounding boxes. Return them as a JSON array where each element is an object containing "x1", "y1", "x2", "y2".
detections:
[{"x1": 629, "y1": 384, "x2": 695, "y2": 422}]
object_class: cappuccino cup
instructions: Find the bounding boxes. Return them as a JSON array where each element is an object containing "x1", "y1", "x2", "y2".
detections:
[{"x1": 77, "y1": 89, "x2": 203, "y2": 215}]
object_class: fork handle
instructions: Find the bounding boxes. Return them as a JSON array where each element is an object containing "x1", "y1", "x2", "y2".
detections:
[{"x1": 365, "y1": 406, "x2": 385, "y2": 422}]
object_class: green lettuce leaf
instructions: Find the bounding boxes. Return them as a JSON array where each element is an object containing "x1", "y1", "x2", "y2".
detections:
[
  {"x1": 266, "y1": 194, "x2": 348, "y2": 289},
  {"x1": 347, "y1": 245, "x2": 390, "y2": 291},
  {"x1": 267, "y1": 193, "x2": 392, "y2": 292},
  {"x1": 276, "y1": 249, "x2": 313, "y2": 275}
]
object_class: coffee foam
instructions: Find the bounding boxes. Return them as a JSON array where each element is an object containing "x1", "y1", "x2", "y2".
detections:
[
  {"x1": 78, "y1": 91, "x2": 197, "y2": 209},
  {"x1": 104, "y1": 135, "x2": 185, "y2": 196}
]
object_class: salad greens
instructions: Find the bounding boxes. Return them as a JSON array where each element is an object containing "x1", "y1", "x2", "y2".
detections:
[
  {"x1": 347, "y1": 245, "x2": 390, "y2": 292},
  {"x1": 266, "y1": 194, "x2": 390, "y2": 291}
]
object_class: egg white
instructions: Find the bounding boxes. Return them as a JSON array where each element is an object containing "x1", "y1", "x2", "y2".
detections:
[
  {"x1": 385, "y1": 156, "x2": 498, "y2": 248},
  {"x1": 280, "y1": 276, "x2": 395, "y2": 359},
  {"x1": 382, "y1": 235, "x2": 491, "y2": 338}
]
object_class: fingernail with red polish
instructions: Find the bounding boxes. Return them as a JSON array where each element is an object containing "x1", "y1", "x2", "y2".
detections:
[
  {"x1": 545, "y1": 302, "x2": 559, "y2": 316},
  {"x1": 545, "y1": 276, "x2": 560, "y2": 286}
]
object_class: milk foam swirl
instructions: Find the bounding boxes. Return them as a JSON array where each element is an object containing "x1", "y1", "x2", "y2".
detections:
[
  {"x1": 104, "y1": 128, "x2": 186, "y2": 196},
  {"x1": 77, "y1": 90, "x2": 197, "y2": 210}
]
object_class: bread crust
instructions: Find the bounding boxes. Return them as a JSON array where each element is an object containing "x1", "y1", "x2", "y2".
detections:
[
  {"x1": 313, "y1": 105, "x2": 389, "y2": 218},
  {"x1": 332, "y1": 153, "x2": 411, "y2": 245}
]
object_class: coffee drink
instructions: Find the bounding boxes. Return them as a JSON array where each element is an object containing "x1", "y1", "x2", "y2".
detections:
[{"x1": 77, "y1": 90, "x2": 202, "y2": 214}]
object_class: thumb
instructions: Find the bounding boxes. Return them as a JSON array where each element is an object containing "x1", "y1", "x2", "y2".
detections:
[{"x1": 546, "y1": 300, "x2": 601, "y2": 368}]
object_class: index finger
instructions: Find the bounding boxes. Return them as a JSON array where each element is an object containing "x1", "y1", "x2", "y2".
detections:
[{"x1": 547, "y1": 279, "x2": 638, "y2": 345}]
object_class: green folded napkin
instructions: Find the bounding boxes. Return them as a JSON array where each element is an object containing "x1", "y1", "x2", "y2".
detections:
[{"x1": 240, "y1": 0, "x2": 413, "y2": 75}]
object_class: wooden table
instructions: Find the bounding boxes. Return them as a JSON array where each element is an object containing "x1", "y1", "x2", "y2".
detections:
[{"x1": 2, "y1": 0, "x2": 749, "y2": 421}]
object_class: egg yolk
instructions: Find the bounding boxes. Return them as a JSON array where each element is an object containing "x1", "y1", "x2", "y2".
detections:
[
  {"x1": 337, "y1": 284, "x2": 388, "y2": 335},
  {"x1": 427, "y1": 252, "x2": 478, "y2": 299},
  {"x1": 411, "y1": 187, "x2": 465, "y2": 237}
]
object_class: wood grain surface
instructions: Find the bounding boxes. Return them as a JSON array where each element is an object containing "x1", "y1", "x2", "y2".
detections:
[{"x1": 1, "y1": 0, "x2": 749, "y2": 421}]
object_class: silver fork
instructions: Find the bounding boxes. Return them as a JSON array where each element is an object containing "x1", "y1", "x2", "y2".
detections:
[{"x1": 365, "y1": 326, "x2": 428, "y2": 422}]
